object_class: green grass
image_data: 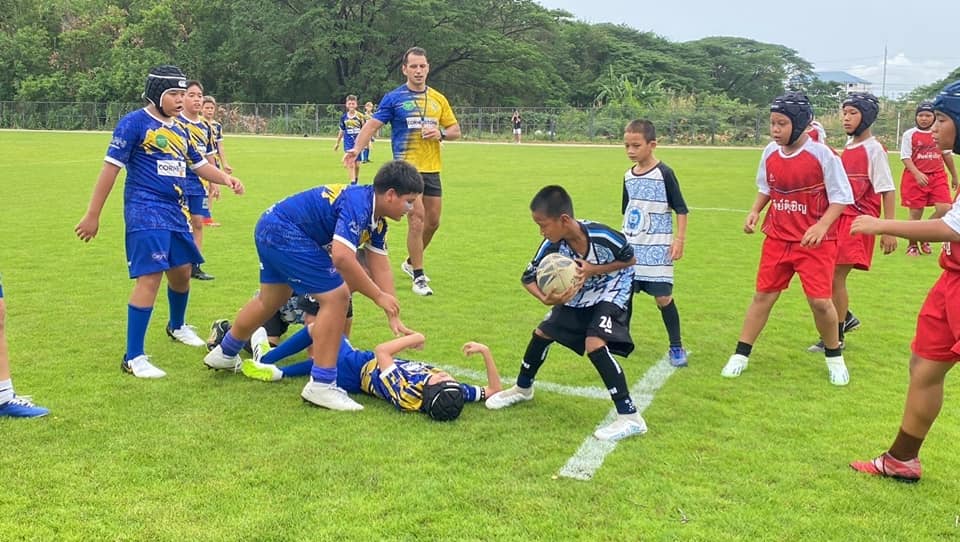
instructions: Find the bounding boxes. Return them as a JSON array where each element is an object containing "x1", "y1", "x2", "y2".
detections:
[{"x1": 1, "y1": 131, "x2": 958, "y2": 541}]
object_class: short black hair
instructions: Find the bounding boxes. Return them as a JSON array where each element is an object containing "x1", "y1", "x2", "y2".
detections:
[
  {"x1": 530, "y1": 185, "x2": 574, "y2": 218},
  {"x1": 625, "y1": 119, "x2": 656, "y2": 141},
  {"x1": 403, "y1": 46, "x2": 427, "y2": 65},
  {"x1": 185, "y1": 80, "x2": 203, "y2": 92},
  {"x1": 373, "y1": 160, "x2": 424, "y2": 196}
]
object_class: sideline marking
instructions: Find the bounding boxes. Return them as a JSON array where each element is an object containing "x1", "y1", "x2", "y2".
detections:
[
  {"x1": 558, "y1": 355, "x2": 678, "y2": 481},
  {"x1": 689, "y1": 206, "x2": 749, "y2": 213},
  {"x1": 435, "y1": 364, "x2": 610, "y2": 400}
]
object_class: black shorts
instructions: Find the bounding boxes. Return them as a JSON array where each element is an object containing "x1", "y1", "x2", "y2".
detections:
[
  {"x1": 633, "y1": 280, "x2": 673, "y2": 297},
  {"x1": 262, "y1": 294, "x2": 349, "y2": 338},
  {"x1": 420, "y1": 172, "x2": 442, "y2": 197},
  {"x1": 537, "y1": 302, "x2": 634, "y2": 357}
]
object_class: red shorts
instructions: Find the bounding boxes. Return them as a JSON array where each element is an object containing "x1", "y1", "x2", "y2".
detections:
[
  {"x1": 900, "y1": 170, "x2": 952, "y2": 208},
  {"x1": 835, "y1": 214, "x2": 875, "y2": 271},
  {"x1": 756, "y1": 237, "x2": 838, "y2": 299},
  {"x1": 911, "y1": 271, "x2": 960, "y2": 362}
]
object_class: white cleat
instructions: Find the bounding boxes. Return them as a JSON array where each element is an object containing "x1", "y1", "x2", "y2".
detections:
[
  {"x1": 412, "y1": 276, "x2": 434, "y2": 296},
  {"x1": 167, "y1": 324, "x2": 207, "y2": 347},
  {"x1": 122, "y1": 354, "x2": 167, "y2": 379},
  {"x1": 301, "y1": 380, "x2": 364, "y2": 411},
  {"x1": 251, "y1": 326, "x2": 271, "y2": 363},
  {"x1": 826, "y1": 356, "x2": 850, "y2": 386},
  {"x1": 485, "y1": 385, "x2": 534, "y2": 409},
  {"x1": 401, "y1": 260, "x2": 430, "y2": 282},
  {"x1": 594, "y1": 413, "x2": 648, "y2": 442},
  {"x1": 721, "y1": 354, "x2": 749, "y2": 378},
  {"x1": 203, "y1": 345, "x2": 241, "y2": 371}
]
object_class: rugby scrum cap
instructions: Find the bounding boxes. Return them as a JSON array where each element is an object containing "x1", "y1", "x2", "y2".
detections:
[
  {"x1": 933, "y1": 80, "x2": 960, "y2": 154},
  {"x1": 143, "y1": 65, "x2": 188, "y2": 116},
  {"x1": 770, "y1": 92, "x2": 813, "y2": 145},
  {"x1": 916, "y1": 101, "x2": 935, "y2": 116},
  {"x1": 421, "y1": 380, "x2": 465, "y2": 421},
  {"x1": 842, "y1": 92, "x2": 880, "y2": 136}
]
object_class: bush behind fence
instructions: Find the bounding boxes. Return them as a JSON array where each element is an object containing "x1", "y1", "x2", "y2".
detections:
[{"x1": 0, "y1": 101, "x2": 924, "y2": 149}]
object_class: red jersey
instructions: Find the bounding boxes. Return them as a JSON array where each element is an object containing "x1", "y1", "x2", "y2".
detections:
[
  {"x1": 806, "y1": 121, "x2": 827, "y2": 144},
  {"x1": 756, "y1": 139, "x2": 853, "y2": 242},
  {"x1": 841, "y1": 137, "x2": 895, "y2": 217},
  {"x1": 939, "y1": 198, "x2": 960, "y2": 273},
  {"x1": 900, "y1": 127, "x2": 949, "y2": 175}
]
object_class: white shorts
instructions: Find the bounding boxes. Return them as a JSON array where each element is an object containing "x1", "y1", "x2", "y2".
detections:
[{"x1": 513, "y1": 128, "x2": 522, "y2": 135}]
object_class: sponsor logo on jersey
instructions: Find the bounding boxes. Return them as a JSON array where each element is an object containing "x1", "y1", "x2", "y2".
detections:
[
  {"x1": 156, "y1": 135, "x2": 169, "y2": 149},
  {"x1": 157, "y1": 160, "x2": 186, "y2": 178}
]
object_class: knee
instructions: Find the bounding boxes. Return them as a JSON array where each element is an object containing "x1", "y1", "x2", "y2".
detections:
[
  {"x1": 655, "y1": 295, "x2": 672, "y2": 307},
  {"x1": 807, "y1": 298, "x2": 835, "y2": 316},
  {"x1": 585, "y1": 337, "x2": 605, "y2": 352}
]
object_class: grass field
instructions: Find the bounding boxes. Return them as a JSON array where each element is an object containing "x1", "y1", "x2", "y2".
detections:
[{"x1": 1, "y1": 130, "x2": 958, "y2": 541}]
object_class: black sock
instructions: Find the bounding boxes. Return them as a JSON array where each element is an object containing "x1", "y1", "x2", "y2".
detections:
[
  {"x1": 587, "y1": 346, "x2": 636, "y2": 414},
  {"x1": 824, "y1": 346, "x2": 843, "y2": 358},
  {"x1": 845, "y1": 310, "x2": 854, "y2": 322},
  {"x1": 413, "y1": 269, "x2": 424, "y2": 279},
  {"x1": 735, "y1": 341, "x2": 752, "y2": 357},
  {"x1": 516, "y1": 333, "x2": 553, "y2": 388},
  {"x1": 659, "y1": 299, "x2": 683, "y2": 347}
]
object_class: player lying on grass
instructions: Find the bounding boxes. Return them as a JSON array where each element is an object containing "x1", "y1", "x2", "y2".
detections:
[{"x1": 211, "y1": 325, "x2": 503, "y2": 421}]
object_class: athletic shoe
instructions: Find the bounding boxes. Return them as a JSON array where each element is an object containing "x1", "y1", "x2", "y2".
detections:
[
  {"x1": 720, "y1": 354, "x2": 748, "y2": 378},
  {"x1": 122, "y1": 354, "x2": 166, "y2": 379},
  {"x1": 807, "y1": 340, "x2": 845, "y2": 354},
  {"x1": 668, "y1": 346, "x2": 688, "y2": 368},
  {"x1": 412, "y1": 276, "x2": 434, "y2": 296},
  {"x1": 485, "y1": 385, "x2": 534, "y2": 409},
  {"x1": 826, "y1": 356, "x2": 850, "y2": 386},
  {"x1": 203, "y1": 219, "x2": 221, "y2": 227},
  {"x1": 850, "y1": 453, "x2": 921, "y2": 483},
  {"x1": 166, "y1": 324, "x2": 207, "y2": 347},
  {"x1": 843, "y1": 313, "x2": 861, "y2": 334},
  {"x1": 203, "y1": 345, "x2": 241, "y2": 371},
  {"x1": 191, "y1": 265, "x2": 215, "y2": 280},
  {"x1": 206, "y1": 319, "x2": 231, "y2": 351},
  {"x1": 301, "y1": 379, "x2": 363, "y2": 411},
  {"x1": 0, "y1": 395, "x2": 50, "y2": 418},
  {"x1": 594, "y1": 413, "x2": 648, "y2": 442},
  {"x1": 906, "y1": 245, "x2": 920, "y2": 257},
  {"x1": 251, "y1": 326, "x2": 271, "y2": 363},
  {"x1": 400, "y1": 260, "x2": 430, "y2": 282},
  {"x1": 241, "y1": 359, "x2": 283, "y2": 382},
  {"x1": 921, "y1": 242, "x2": 933, "y2": 255}
]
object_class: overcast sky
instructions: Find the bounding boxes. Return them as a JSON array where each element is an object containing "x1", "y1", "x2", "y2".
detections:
[{"x1": 535, "y1": 0, "x2": 960, "y2": 97}]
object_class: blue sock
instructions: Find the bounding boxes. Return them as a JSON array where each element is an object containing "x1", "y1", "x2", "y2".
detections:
[
  {"x1": 262, "y1": 327, "x2": 313, "y2": 364},
  {"x1": 281, "y1": 359, "x2": 314, "y2": 378},
  {"x1": 126, "y1": 304, "x2": 153, "y2": 359},
  {"x1": 167, "y1": 287, "x2": 189, "y2": 330},
  {"x1": 310, "y1": 365, "x2": 337, "y2": 384},
  {"x1": 221, "y1": 331, "x2": 246, "y2": 358}
]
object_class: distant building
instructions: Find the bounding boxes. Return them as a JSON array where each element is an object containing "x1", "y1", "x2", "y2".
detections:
[{"x1": 814, "y1": 71, "x2": 871, "y2": 93}]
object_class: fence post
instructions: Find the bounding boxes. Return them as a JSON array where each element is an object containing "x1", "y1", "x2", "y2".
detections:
[{"x1": 478, "y1": 107, "x2": 482, "y2": 141}]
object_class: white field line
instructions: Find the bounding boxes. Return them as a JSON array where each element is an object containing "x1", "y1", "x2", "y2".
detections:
[
  {"x1": 434, "y1": 364, "x2": 610, "y2": 400},
  {"x1": 558, "y1": 354, "x2": 678, "y2": 481},
  {"x1": 688, "y1": 206, "x2": 750, "y2": 213}
]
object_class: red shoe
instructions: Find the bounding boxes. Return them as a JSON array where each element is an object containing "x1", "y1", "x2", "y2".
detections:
[
  {"x1": 906, "y1": 245, "x2": 920, "y2": 257},
  {"x1": 920, "y1": 242, "x2": 932, "y2": 255},
  {"x1": 850, "y1": 452, "x2": 921, "y2": 483},
  {"x1": 204, "y1": 219, "x2": 221, "y2": 227}
]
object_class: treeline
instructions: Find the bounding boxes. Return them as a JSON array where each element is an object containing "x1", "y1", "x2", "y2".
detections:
[{"x1": 0, "y1": 0, "x2": 819, "y2": 107}]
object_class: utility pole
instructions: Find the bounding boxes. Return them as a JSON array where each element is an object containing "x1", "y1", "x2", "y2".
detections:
[{"x1": 881, "y1": 44, "x2": 888, "y2": 99}]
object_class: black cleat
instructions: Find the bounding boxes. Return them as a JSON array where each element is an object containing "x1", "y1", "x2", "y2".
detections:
[
  {"x1": 192, "y1": 265, "x2": 215, "y2": 280},
  {"x1": 206, "y1": 319, "x2": 231, "y2": 351}
]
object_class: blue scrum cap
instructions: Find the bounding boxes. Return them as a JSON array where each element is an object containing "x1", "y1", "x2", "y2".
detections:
[
  {"x1": 933, "y1": 81, "x2": 960, "y2": 153},
  {"x1": 841, "y1": 92, "x2": 880, "y2": 136},
  {"x1": 770, "y1": 92, "x2": 813, "y2": 145}
]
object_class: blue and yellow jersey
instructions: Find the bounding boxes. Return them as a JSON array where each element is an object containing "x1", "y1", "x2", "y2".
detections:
[
  {"x1": 205, "y1": 118, "x2": 224, "y2": 169},
  {"x1": 104, "y1": 108, "x2": 207, "y2": 233},
  {"x1": 373, "y1": 85, "x2": 457, "y2": 173},
  {"x1": 522, "y1": 220, "x2": 635, "y2": 309},
  {"x1": 329, "y1": 336, "x2": 481, "y2": 412},
  {"x1": 176, "y1": 114, "x2": 217, "y2": 195},
  {"x1": 339, "y1": 112, "x2": 365, "y2": 151},
  {"x1": 255, "y1": 184, "x2": 388, "y2": 254}
]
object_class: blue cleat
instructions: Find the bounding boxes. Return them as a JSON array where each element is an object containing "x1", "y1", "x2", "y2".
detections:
[
  {"x1": 668, "y1": 346, "x2": 688, "y2": 367},
  {"x1": 0, "y1": 395, "x2": 49, "y2": 418}
]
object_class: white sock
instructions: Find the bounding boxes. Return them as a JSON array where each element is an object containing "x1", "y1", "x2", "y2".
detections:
[{"x1": 0, "y1": 378, "x2": 14, "y2": 404}]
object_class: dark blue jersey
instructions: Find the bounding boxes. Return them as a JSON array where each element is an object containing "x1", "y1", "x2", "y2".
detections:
[
  {"x1": 522, "y1": 220, "x2": 635, "y2": 309},
  {"x1": 104, "y1": 108, "x2": 207, "y2": 233},
  {"x1": 338, "y1": 112, "x2": 364, "y2": 150},
  {"x1": 255, "y1": 184, "x2": 388, "y2": 254}
]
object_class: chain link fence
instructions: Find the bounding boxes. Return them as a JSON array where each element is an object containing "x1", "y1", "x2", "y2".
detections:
[{"x1": 0, "y1": 101, "x2": 927, "y2": 148}]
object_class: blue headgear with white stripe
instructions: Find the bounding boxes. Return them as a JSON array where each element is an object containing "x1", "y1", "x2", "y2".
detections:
[
  {"x1": 842, "y1": 92, "x2": 880, "y2": 136},
  {"x1": 142, "y1": 65, "x2": 187, "y2": 118},
  {"x1": 933, "y1": 81, "x2": 960, "y2": 154},
  {"x1": 770, "y1": 92, "x2": 813, "y2": 145}
]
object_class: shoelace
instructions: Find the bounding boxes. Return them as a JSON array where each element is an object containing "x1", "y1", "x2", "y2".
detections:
[{"x1": 8, "y1": 395, "x2": 39, "y2": 407}]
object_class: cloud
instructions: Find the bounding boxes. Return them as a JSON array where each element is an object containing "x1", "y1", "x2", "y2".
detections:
[{"x1": 847, "y1": 53, "x2": 954, "y2": 97}]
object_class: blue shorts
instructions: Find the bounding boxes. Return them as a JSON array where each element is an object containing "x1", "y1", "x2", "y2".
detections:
[
  {"x1": 186, "y1": 194, "x2": 211, "y2": 218},
  {"x1": 125, "y1": 230, "x2": 203, "y2": 279},
  {"x1": 256, "y1": 241, "x2": 344, "y2": 295}
]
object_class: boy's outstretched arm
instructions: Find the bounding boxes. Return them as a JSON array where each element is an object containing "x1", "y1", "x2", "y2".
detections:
[
  {"x1": 463, "y1": 342, "x2": 502, "y2": 397},
  {"x1": 851, "y1": 214, "x2": 960, "y2": 243},
  {"x1": 374, "y1": 332, "x2": 426, "y2": 371},
  {"x1": 75, "y1": 163, "x2": 121, "y2": 242},
  {"x1": 333, "y1": 244, "x2": 410, "y2": 335}
]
